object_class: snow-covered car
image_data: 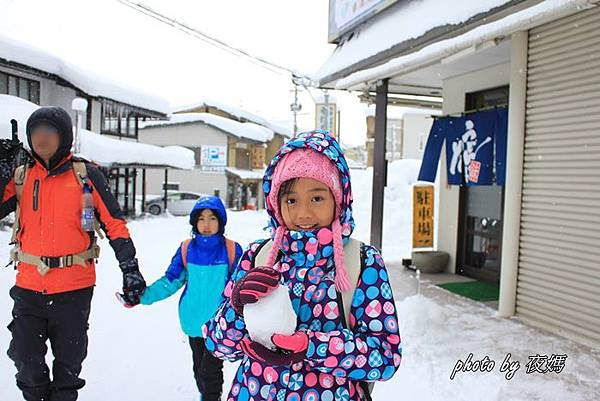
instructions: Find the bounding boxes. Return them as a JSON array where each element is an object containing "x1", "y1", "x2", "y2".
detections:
[{"x1": 145, "y1": 191, "x2": 206, "y2": 216}]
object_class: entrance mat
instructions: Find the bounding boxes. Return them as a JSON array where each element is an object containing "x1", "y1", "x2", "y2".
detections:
[{"x1": 436, "y1": 281, "x2": 499, "y2": 302}]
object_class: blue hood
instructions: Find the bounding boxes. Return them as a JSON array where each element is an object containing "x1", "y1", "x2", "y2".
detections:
[{"x1": 189, "y1": 195, "x2": 227, "y2": 234}]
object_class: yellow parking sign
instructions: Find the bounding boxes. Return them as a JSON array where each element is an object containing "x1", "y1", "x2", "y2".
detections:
[{"x1": 413, "y1": 185, "x2": 434, "y2": 248}]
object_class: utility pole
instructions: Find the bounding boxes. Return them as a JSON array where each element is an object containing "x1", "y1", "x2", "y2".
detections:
[{"x1": 290, "y1": 83, "x2": 302, "y2": 137}]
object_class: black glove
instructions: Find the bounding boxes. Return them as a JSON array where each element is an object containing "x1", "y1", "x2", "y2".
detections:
[{"x1": 119, "y1": 258, "x2": 146, "y2": 306}]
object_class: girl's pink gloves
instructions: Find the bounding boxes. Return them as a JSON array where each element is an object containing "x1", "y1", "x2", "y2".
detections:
[
  {"x1": 230, "y1": 266, "x2": 281, "y2": 315},
  {"x1": 271, "y1": 331, "x2": 309, "y2": 353},
  {"x1": 238, "y1": 331, "x2": 308, "y2": 366}
]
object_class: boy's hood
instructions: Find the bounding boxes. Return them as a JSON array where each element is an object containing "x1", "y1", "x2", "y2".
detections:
[{"x1": 189, "y1": 195, "x2": 227, "y2": 234}]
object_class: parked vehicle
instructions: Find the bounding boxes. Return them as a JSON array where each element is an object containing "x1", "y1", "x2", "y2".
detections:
[{"x1": 145, "y1": 191, "x2": 206, "y2": 216}]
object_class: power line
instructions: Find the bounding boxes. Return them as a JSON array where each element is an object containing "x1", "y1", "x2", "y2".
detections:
[{"x1": 117, "y1": 0, "x2": 311, "y2": 79}]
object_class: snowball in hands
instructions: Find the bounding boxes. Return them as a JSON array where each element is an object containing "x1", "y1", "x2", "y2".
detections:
[{"x1": 243, "y1": 284, "x2": 297, "y2": 350}]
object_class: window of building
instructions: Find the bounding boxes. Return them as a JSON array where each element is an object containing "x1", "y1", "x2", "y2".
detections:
[
  {"x1": 101, "y1": 100, "x2": 139, "y2": 138},
  {"x1": 0, "y1": 71, "x2": 40, "y2": 104}
]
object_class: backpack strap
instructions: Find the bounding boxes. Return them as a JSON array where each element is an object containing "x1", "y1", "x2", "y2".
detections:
[
  {"x1": 181, "y1": 238, "x2": 192, "y2": 268},
  {"x1": 72, "y1": 161, "x2": 104, "y2": 240},
  {"x1": 253, "y1": 239, "x2": 273, "y2": 268},
  {"x1": 224, "y1": 238, "x2": 237, "y2": 273},
  {"x1": 10, "y1": 165, "x2": 28, "y2": 244},
  {"x1": 339, "y1": 238, "x2": 363, "y2": 328},
  {"x1": 72, "y1": 161, "x2": 88, "y2": 188}
]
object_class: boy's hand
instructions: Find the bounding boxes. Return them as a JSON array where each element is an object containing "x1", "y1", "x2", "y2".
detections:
[{"x1": 115, "y1": 292, "x2": 135, "y2": 308}]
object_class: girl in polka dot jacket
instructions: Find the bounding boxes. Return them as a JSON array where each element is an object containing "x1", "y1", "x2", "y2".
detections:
[{"x1": 203, "y1": 130, "x2": 402, "y2": 401}]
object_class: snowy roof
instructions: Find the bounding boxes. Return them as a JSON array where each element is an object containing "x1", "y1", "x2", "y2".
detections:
[
  {"x1": 78, "y1": 130, "x2": 194, "y2": 170},
  {"x1": 336, "y1": 0, "x2": 592, "y2": 90},
  {"x1": 0, "y1": 33, "x2": 170, "y2": 115},
  {"x1": 315, "y1": 0, "x2": 515, "y2": 84},
  {"x1": 0, "y1": 95, "x2": 193, "y2": 169},
  {"x1": 173, "y1": 99, "x2": 292, "y2": 138},
  {"x1": 141, "y1": 112, "x2": 275, "y2": 143},
  {"x1": 225, "y1": 167, "x2": 265, "y2": 180}
]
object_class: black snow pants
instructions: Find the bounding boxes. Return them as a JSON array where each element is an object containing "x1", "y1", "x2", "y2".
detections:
[
  {"x1": 189, "y1": 336, "x2": 224, "y2": 401},
  {"x1": 7, "y1": 285, "x2": 93, "y2": 401}
]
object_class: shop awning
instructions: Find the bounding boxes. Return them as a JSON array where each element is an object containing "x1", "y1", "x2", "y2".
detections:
[
  {"x1": 225, "y1": 167, "x2": 265, "y2": 181},
  {"x1": 331, "y1": 0, "x2": 596, "y2": 93}
]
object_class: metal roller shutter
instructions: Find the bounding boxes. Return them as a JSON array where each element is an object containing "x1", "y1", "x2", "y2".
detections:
[{"x1": 518, "y1": 6, "x2": 600, "y2": 346}]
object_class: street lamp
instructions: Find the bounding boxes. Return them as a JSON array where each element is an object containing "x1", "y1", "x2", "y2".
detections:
[{"x1": 71, "y1": 98, "x2": 88, "y2": 154}]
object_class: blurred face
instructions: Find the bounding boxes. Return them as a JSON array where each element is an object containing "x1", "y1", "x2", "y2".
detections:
[
  {"x1": 196, "y1": 209, "x2": 219, "y2": 236},
  {"x1": 30, "y1": 123, "x2": 60, "y2": 165},
  {"x1": 279, "y1": 178, "x2": 335, "y2": 231}
]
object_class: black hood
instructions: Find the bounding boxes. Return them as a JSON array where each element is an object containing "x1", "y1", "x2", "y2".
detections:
[{"x1": 26, "y1": 107, "x2": 73, "y2": 170}]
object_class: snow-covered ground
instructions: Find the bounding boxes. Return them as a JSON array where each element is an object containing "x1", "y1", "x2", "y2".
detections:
[{"x1": 0, "y1": 161, "x2": 598, "y2": 400}]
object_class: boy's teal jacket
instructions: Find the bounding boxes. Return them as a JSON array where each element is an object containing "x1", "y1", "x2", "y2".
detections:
[{"x1": 140, "y1": 196, "x2": 243, "y2": 337}]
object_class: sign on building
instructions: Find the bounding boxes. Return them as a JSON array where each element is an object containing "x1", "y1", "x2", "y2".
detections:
[
  {"x1": 413, "y1": 185, "x2": 434, "y2": 248},
  {"x1": 315, "y1": 102, "x2": 337, "y2": 135},
  {"x1": 328, "y1": 0, "x2": 400, "y2": 42},
  {"x1": 201, "y1": 145, "x2": 227, "y2": 172}
]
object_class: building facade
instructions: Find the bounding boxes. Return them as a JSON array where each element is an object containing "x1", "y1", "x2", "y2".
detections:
[{"x1": 318, "y1": 0, "x2": 600, "y2": 347}]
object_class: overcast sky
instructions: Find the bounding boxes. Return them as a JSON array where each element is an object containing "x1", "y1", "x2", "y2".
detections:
[{"x1": 0, "y1": 0, "x2": 369, "y2": 146}]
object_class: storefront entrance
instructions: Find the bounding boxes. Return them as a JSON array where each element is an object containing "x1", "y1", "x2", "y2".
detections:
[{"x1": 457, "y1": 86, "x2": 508, "y2": 283}]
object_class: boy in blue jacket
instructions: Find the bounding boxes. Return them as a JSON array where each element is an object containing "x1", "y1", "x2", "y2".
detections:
[{"x1": 140, "y1": 195, "x2": 243, "y2": 401}]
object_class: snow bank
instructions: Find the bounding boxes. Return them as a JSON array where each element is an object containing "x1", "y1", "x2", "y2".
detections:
[
  {"x1": 173, "y1": 99, "x2": 292, "y2": 138},
  {"x1": 0, "y1": 33, "x2": 169, "y2": 114},
  {"x1": 141, "y1": 112, "x2": 275, "y2": 143},
  {"x1": 351, "y1": 159, "x2": 423, "y2": 262},
  {"x1": 316, "y1": 0, "x2": 513, "y2": 82},
  {"x1": 0, "y1": 95, "x2": 193, "y2": 169}
]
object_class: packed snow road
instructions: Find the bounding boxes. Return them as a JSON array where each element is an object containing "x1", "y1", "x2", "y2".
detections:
[{"x1": 1, "y1": 212, "x2": 598, "y2": 401}]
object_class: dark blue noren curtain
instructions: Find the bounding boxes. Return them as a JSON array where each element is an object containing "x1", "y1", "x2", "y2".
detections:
[{"x1": 417, "y1": 107, "x2": 508, "y2": 186}]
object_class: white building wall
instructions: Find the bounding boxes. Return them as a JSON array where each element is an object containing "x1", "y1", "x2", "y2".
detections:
[
  {"x1": 438, "y1": 62, "x2": 510, "y2": 273},
  {"x1": 0, "y1": 64, "x2": 78, "y2": 123},
  {"x1": 402, "y1": 113, "x2": 434, "y2": 160},
  {"x1": 138, "y1": 123, "x2": 229, "y2": 201}
]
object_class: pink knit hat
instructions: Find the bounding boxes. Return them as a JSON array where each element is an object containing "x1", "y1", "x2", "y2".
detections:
[{"x1": 264, "y1": 148, "x2": 351, "y2": 291}]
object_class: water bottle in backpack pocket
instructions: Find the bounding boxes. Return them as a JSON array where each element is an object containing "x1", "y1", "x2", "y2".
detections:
[{"x1": 81, "y1": 185, "x2": 94, "y2": 232}]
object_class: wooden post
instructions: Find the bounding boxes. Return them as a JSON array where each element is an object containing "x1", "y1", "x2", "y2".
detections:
[
  {"x1": 132, "y1": 168, "x2": 137, "y2": 217},
  {"x1": 370, "y1": 79, "x2": 388, "y2": 250},
  {"x1": 124, "y1": 168, "x2": 130, "y2": 216},
  {"x1": 163, "y1": 169, "x2": 168, "y2": 213},
  {"x1": 141, "y1": 168, "x2": 147, "y2": 214}
]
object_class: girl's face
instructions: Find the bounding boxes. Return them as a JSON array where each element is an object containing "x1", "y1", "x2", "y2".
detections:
[
  {"x1": 280, "y1": 178, "x2": 335, "y2": 231},
  {"x1": 196, "y1": 209, "x2": 219, "y2": 236}
]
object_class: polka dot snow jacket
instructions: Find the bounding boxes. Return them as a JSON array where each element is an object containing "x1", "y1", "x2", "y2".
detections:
[{"x1": 202, "y1": 131, "x2": 402, "y2": 401}]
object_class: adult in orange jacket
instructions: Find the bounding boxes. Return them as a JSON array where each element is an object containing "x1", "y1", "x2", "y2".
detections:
[{"x1": 0, "y1": 107, "x2": 146, "y2": 401}]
